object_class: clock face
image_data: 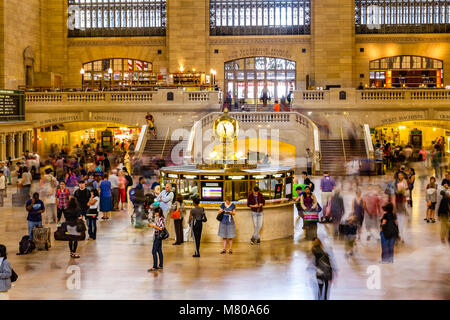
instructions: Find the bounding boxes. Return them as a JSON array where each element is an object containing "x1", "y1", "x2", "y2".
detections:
[{"x1": 216, "y1": 120, "x2": 235, "y2": 138}]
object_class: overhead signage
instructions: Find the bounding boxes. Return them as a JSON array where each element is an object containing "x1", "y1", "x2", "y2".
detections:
[
  {"x1": 0, "y1": 90, "x2": 24, "y2": 121},
  {"x1": 181, "y1": 174, "x2": 199, "y2": 180},
  {"x1": 271, "y1": 173, "x2": 285, "y2": 179},
  {"x1": 167, "y1": 173, "x2": 179, "y2": 179},
  {"x1": 251, "y1": 174, "x2": 269, "y2": 179},
  {"x1": 225, "y1": 175, "x2": 248, "y2": 180},
  {"x1": 201, "y1": 175, "x2": 223, "y2": 180}
]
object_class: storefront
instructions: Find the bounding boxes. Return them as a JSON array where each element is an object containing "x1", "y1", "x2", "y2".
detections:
[
  {"x1": 372, "y1": 120, "x2": 450, "y2": 152},
  {"x1": 36, "y1": 122, "x2": 140, "y2": 156},
  {"x1": 369, "y1": 55, "x2": 443, "y2": 88}
]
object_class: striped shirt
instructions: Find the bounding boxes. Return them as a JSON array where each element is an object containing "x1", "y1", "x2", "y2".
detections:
[{"x1": 155, "y1": 216, "x2": 165, "y2": 235}]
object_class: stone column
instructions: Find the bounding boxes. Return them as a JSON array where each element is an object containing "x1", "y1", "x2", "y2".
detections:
[
  {"x1": 311, "y1": 0, "x2": 355, "y2": 88},
  {"x1": 16, "y1": 132, "x2": 24, "y2": 158},
  {"x1": 8, "y1": 133, "x2": 15, "y2": 160},
  {"x1": 0, "y1": 134, "x2": 6, "y2": 161}
]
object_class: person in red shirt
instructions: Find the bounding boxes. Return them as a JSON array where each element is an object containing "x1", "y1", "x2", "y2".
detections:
[
  {"x1": 362, "y1": 186, "x2": 382, "y2": 241},
  {"x1": 273, "y1": 100, "x2": 280, "y2": 112}
]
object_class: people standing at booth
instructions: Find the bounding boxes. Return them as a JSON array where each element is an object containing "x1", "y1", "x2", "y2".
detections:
[
  {"x1": 247, "y1": 186, "x2": 265, "y2": 245},
  {"x1": 56, "y1": 181, "x2": 70, "y2": 224},
  {"x1": 299, "y1": 186, "x2": 319, "y2": 240},
  {"x1": 218, "y1": 196, "x2": 236, "y2": 254}
]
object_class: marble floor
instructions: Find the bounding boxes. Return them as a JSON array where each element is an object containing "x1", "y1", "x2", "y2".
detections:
[{"x1": 0, "y1": 167, "x2": 449, "y2": 300}]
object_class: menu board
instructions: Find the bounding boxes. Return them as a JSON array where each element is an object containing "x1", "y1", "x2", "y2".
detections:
[{"x1": 0, "y1": 90, "x2": 24, "y2": 121}]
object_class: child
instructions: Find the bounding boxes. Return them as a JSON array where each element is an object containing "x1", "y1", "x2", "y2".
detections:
[{"x1": 425, "y1": 177, "x2": 437, "y2": 223}]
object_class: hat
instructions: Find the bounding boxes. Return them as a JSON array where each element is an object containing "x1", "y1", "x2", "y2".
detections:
[{"x1": 151, "y1": 181, "x2": 160, "y2": 190}]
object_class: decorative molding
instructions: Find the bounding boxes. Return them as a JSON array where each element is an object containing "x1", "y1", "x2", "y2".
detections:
[
  {"x1": 210, "y1": 37, "x2": 310, "y2": 45},
  {"x1": 356, "y1": 36, "x2": 450, "y2": 43},
  {"x1": 69, "y1": 38, "x2": 166, "y2": 47}
]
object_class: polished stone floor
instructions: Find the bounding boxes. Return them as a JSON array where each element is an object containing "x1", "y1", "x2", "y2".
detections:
[{"x1": 0, "y1": 167, "x2": 449, "y2": 300}]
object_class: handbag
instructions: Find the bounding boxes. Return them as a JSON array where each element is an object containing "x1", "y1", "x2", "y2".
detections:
[
  {"x1": 10, "y1": 268, "x2": 18, "y2": 282},
  {"x1": 201, "y1": 208, "x2": 208, "y2": 223},
  {"x1": 171, "y1": 209, "x2": 181, "y2": 220},
  {"x1": 158, "y1": 227, "x2": 169, "y2": 240},
  {"x1": 216, "y1": 211, "x2": 224, "y2": 222},
  {"x1": 304, "y1": 211, "x2": 319, "y2": 222}
]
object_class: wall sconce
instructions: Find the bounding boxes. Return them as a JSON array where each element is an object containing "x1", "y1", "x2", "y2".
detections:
[
  {"x1": 179, "y1": 65, "x2": 184, "y2": 72},
  {"x1": 108, "y1": 67, "x2": 113, "y2": 74},
  {"x1": 80, "y1": 67, "x2": 85, "y2": 74}
]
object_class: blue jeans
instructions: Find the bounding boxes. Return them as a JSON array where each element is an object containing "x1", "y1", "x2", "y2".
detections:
[
  {"x1": 87, "y1": 217, "x2": 97, "y2": 240},
  {"x1": 251, "y1": 212, "x2": 263, "y2": 241},
  {"x1": 152, "y1": 235, "x2": 163, "y2": 268},
  {"x1": 380, "y1": 231, "x2": 395, "y2": 263},
  {"x1": 307, "y1": 162, "x2": 312, "y2": 176},
  {"x1": 28, "y1": 221, "x2": 42, "y2": 240}
]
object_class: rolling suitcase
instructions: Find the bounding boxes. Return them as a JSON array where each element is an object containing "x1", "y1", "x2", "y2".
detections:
[{"x1": 32, "y1": 226, "x2": 52, "y2": 250}]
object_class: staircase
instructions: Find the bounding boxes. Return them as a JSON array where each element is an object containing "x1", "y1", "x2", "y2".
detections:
[
  {"x1": 320, "y1": 139, "x2": 367, "y2": 175},
  {"x1": 142, "y1": 138, "x2": 187, "y2": 164}
]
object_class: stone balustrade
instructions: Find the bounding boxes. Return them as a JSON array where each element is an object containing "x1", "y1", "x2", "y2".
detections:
[
  {"x1": 25, "y1": 89, "x2": 220, "y2": 107},
  {"x1": 295, "y1": 88, "x2": 450, "y2": 108}
]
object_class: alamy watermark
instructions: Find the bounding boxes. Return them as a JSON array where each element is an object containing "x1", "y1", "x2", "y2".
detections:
[
  {"x1": 67, "y1": 5, "x2": 85, "y2": 31},
  {"x1": 366, "y1": 265, "x2": 381, "y2": 290},
  {"x1": 66, "y1": 265, "x2": 81, "y2": 290},
  {"x1": 366, "y1": 5, "x2": 381, "y2": 30}
]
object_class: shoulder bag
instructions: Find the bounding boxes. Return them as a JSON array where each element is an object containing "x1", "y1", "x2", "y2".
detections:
[
  {"x1": 201, "y1": 207, "x2": 208, "y2": 223},
  {"x1": 158, "y1": 227, "x2": 169, "y2": 240},
  {"x1": 216, "y1": 211, "x2": 224, "y2": 222}
]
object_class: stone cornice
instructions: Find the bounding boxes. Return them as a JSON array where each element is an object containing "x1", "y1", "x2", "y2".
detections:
[
  {"x1": 356, "y1": 35, "x2": 450, "y2": 43},
  {"x1": 68, "y1": 37, "x2": 166, "y2": 47},
  {"x1": 209, "y1": 36, "x2": 311, "y2": 45}
]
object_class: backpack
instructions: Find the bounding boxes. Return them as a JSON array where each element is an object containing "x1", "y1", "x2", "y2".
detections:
[
  {"x1": 129, "y1": 187, "x2": 136, "y2": 204},
  {"x1": 382, "y1": 219, "x2": 399, "y2": 239},
  {"x1": 17, "y1": 235, "x2": 35, "y2": 255}
]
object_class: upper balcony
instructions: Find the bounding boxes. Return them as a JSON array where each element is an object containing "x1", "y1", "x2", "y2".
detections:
[
  {"x1": 293, "y1": 88, "x2": 450, "y2": 111},
  {"x1": 24, "y1": 89, "x2": 222, "y2": 113}
]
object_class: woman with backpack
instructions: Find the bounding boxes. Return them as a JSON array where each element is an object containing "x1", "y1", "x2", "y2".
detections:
[
  {"x1": 189, "y1": 197, "x2": 207, "y2": 257},
  {"x1": 64, "y1": 198, "x2": 83, "y2": 259},
  {"x1": 0, "y1": 244, "x2": 15, "y2": 300},
  {"x1": 380, "y1": 202, "x2": 399, "y2": 264},
  {"x1": 148, "y1": 206, "x2": 165, "y2": 272},
  {"x1": 311, "y1": 238, "x2": 333, "y2": 300}
]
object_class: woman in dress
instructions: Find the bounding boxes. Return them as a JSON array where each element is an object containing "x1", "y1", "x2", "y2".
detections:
[
  {"x1": 171, "y1": 193, "x2": 185, "y2": 245},
  {"x1": 218, "y1": 196, "x2": 236, "y2": 254},
  {"x1": 99, "y1": 173, "x2": 113, "y2": 220},
  {"x1": 63, "y1": 198, "x2": 83, "y2": 259},
  {"x1": 407, "y1": 167, "x2": 415, "y2": 207}
]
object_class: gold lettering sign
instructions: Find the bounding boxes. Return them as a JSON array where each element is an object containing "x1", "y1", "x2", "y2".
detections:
[{"x1": 227, "y1": 48, "x2": 292, "y2": 60}]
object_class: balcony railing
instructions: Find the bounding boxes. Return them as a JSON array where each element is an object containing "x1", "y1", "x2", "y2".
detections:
[
  {"x1": 295, "y1": 88, "x2": 450, "y2": 106},
  {"x1": 25, "y1": 90, "x2": 221, "y2": 106}
]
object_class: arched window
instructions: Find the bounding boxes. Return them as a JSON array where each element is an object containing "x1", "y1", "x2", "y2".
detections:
[
  {"x1": 369, "y1": 55, "x2": 443, "y2": 88},
  {"x1": 355, "y1": 0, "x2": 450, "y2": 34},
  {"x1": 224, "y1": 57, "x2": 296, "y2": 104},
  {"x1": 68, "y1": 0, "x2": 166, "y2": 37},
  {"x1": 82, "y1": 58, "x2": 153, "y2": 89},
  {"x1": 210, "y1": 0, "x2": 310, "y2": 35}
]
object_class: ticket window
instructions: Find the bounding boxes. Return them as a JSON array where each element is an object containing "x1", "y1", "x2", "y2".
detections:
[
  {"x1": 232, "y1": 181, "x2": 249, "y2": 202},
  {"x1": 249, "y1": 180, "x2": 271, "y2": 200}
]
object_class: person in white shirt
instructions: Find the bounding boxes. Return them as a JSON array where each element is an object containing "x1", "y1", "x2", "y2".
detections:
[
  {"x1": 156, "y1": 183, "x2": 174, "y2": 219},
  {"x1": 108, "y1": 169, "x2": 120, "y2": 211},
  {"x1": 20, "y1": 167, "x2": 32, "y2": 199},
  {"x1": 86, "y1": 189, "x2": 100, "y2": 240},
  {"x1": 0, "y1": 171, "x2": 6, "y2": 207}
]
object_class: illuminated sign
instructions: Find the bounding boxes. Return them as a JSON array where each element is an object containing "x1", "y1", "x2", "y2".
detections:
[
  {"x1": 181, "y1": 174, "x2": 199, "y2": 179},
  {"x1": 167, "y1": 174, "x2": 179, "y2": 179},
  {"x1": 201, "y1": 175, "x2": 223, "y2": 180},
  {"x1": 225, "y1": 175, "x2": 248, "y2": 180},
  {"x1": 251, "y1": 175, "x2": 269, "y2": 179},
  {"x1": 271, "y1": 173, "x2": 285, "y2": 178}
]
